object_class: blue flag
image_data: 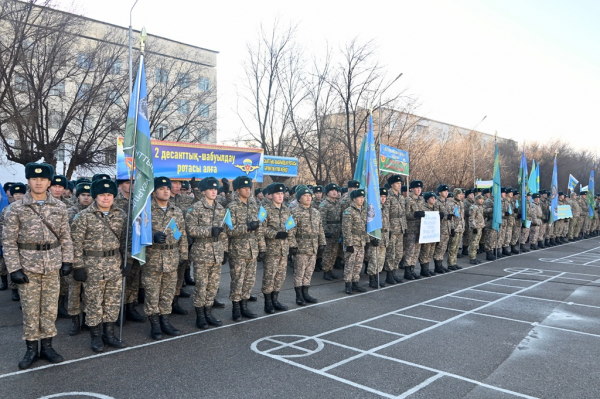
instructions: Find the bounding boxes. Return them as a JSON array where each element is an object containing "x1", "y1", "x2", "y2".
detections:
[
  {"x1": 165, "y1": 218, "x2": 182, "y2": 240},
  {"x1": 223, "y1": 209, "x2": 233, "y2": 230},
  {"x1": 568, "y1": 174, "x2": 579, "y2": 192},
  {"x1": 258, "y1": 205, "x2": 267, "y2": 223},
  {"x1": 550, "y1": 156, "x2": 559, "y2": 223},
  {"x1": 492, "y1": 141, "x2": 502, "y2": 232},
  {"x1": 285, "y1": 215, "x2": 296, "y2": 231},
  {"x1": 518, "y1": 150, "x2": 528, "y2": 225},
  {"x1": 528, "y1": 160, "x2": 539, "y2": 196},
  {"x1": 454, "y1": 205, "x2": 460, "y2": 218},
  {"x1": 588, "y1": 163, "x2": 595, "y2": 218},
  {"x1": 0, "y1": 185, "x2": 9, "y2": 213}
]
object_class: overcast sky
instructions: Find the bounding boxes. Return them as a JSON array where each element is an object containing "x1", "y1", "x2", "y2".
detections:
[{"x1": 57, "y1": 0, "x2": 600, "y2": 154}]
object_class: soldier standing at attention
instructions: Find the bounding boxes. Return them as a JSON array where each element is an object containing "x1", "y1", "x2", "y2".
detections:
[
  {"x1": 384, "y1": 175, "x2": 406, "y2": 285},
  {"x1": 468, "y1": 194, "x2": 485, "y2": 264},
  {"x1": 143, "y1": 177, "x2": 188, "y2": 339},
  {"x1": 510, "y1": 190, "x2": 522, "y2": 253},
  {"x1": 312, "y1": 185, "x2": 324, "y2": 209},
  {"x1": 342, "y1": 188, "x2": 368, "y2": 294},
  {"x1": 447, "y1": 188, "x2": 465, "y2": 270},
  {"x1": 433, "y1": 185, "x2": 453, "y2": 274},
  {"x1": 291, "y1": 185, "x2": 325, "y2": 304},
  {"x1": 226, "y1": 176, "x2": 266, "y2": 321},
  {"x1": 0, "y1": 183, "x2": 26, "y2": 297},
  {"x1": 319, "y1": 183, "x2": 342, "y2": 281},
  {"x1": 462, "y1": 189, "x2": 474, "y2": 258},
  {"x1": 71, "y1": 179, "x2": 127, "y2": 353},
  {"x1": 50, "y1": 174, "x2": 71, "y2": 318},
  {"x1": 367, "y1": 188, "x2": 390, "y2": 289},
  {"x1": 483, "y1": 190, "x2": 498, "y2": 260},
  {"x1": 262, "y1": 183, "x2": 296, "y2": 313},
  {"x1": 3, "y1": 163, "x2": 73, "y2": 369},
  {"x1": 186, "y1": 177, "x2": 227, "y2": 330},
  {"x1": 417, "y1": 192, "x2": 438, "y2": 277},
  {"x1": 340, "y1": 180, "x2": 360, "y2": 212},
  {"x1": 528, "y1": 193, "x2": 543, "y2": 250},
  {"x1": 404, "y1": 180, "x2": 426, "y2": 280}
]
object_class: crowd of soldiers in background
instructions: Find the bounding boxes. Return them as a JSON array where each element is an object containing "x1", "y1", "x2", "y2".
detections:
[{"x1": 1, "y1": 162, "x2": 599, "y2": 371}]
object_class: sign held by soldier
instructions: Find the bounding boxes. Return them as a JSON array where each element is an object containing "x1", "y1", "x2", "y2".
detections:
[{"x1": 419, "y1": 211, "x2": 440, "y2": 243}]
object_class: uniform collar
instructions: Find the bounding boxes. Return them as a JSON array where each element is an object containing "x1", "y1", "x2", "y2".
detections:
[{"x1": 22, "y1": 191, "x2": 59, "y2": 206}]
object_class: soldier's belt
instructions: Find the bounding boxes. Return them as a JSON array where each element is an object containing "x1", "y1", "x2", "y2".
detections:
[
  {"x1": 296, "y1": 234, "x2": 317, "y2": 239},
  {"x1": 18, "y1": 242, "x2": 59, "y2": 251},
  {"x1": 84, "y1": 249, "x2": 119, "y2": 257},
  {"x1": 326, "y1": 220, "x2": 341, "y2": 224},
  {"x1": 197, "y1": 237, "x2": 221, "y2": 243},
  {"x1": 148, "y1": 244, "x2": 175, "y2": 250}
]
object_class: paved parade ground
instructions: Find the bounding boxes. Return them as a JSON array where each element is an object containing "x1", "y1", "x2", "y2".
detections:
[{"x1": 2, "y1": 239, "x2": 600, "y2": 399}]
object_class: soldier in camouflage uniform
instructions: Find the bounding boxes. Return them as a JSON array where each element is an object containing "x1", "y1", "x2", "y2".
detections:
[
  {"x1": 0, "y1": 183, "x2": 25, "y2": 296},
  {"x1": 3, "y1": 163, "x2": 73, "y2": 369},
  {"x1": 71, "y1": 179, "x2": 128, "y2": 353},
  {"x1": 50, "y1": 174, "x2": 71, "y2": 317},
  {"x1": 186, "y1": 177, "x2": 228, "y2": 329},
  {"x1": 447, "y1": 188, "x2": 465, "y2": 270},
  {"x1": 483, "y1": 192, "x2": 499, "y2": 260},
  {"x1": 311, "y1": 185, "x2": 324, "y2": 210},
  {"x1": 340, "y1": 180, "x2": 360, "y2": 212},
  {"x1": 568, "y1": 192, "x2": 581, "y2": 241},
  {"x1": 368, "y1": 188, "x2": 390, "y2": 288},
  {"x1": 404, "y1": 180, "x2": 426, "y2": 280},
  {"x1": 556, "y1": 192, "x2": 569, "y2": 243},
  {"x1": 226, "y1": 176, "x2": 266, "y2": 321},
  {"x1": 462, "y1": 189, "x2": 474, "y2": 257},
  {"x1": 384, "y1": 175, "x2": 406, "y2": 285},
  {"x1": 319, "y1": 183, "x2": 342, "y2": 280},
  {"x1": 538, "y1": 190, "x2": 550, "y2": 247},
  {"x1": 509, "y1": 191, "x2": 523, "y2": 253},
  {"x1": 576, "y1": 191, "x2": 589, "y2": 239},
  {"x1": 433, "y1": 185, "x2": 453, "y2": 273},
  {"x1": 342, "y1": 189, "x2": 368, "y2": 294},
  {"x1": 262, "y1": 183, "x2": 296, "y2": 313},
  {"x1": 519, "y1": 193, "x2": 533, "y2": 252},
  {"x1": 529, "y1": 193, "x2": 543, "y2": 250},
  {"x1": 291, "y1": 185, "x2": 326, "y2": 304},
  {"x1": 497, "y1": 188, "x2": 512, "y2": 257},
  {"x1": 468, "y1": 194, "x2": 485, "y2": 264},
  {"x1": 501, "y1": 188, "x2": 515, "y2": 256},
  {"x1": 417, "y1": 192, "x2": 438, "y2": 277}
]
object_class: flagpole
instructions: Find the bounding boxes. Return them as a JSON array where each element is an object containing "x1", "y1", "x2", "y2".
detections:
[{"x1": 377, "y1": 99, "x2": 381, "y2": 289}]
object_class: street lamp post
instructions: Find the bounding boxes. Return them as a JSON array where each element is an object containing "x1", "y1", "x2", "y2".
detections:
[{"x1": 471, "y1": 115, "x2": 487, "y2": 186}]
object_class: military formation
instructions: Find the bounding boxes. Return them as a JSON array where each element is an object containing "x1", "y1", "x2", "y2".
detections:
[{"x1": 2, "y1": 163, "x2": 600, "y2": 371}]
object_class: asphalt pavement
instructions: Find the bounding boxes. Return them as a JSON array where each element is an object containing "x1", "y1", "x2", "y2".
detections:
[{"x1": 2, "y1": 238, "x2": 600, "y2": 399}]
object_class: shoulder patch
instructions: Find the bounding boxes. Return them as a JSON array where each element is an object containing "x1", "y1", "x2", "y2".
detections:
[
  {"x1": 73, "y1": 213, "x2": 79, "y2": 220},
  {"x1": 187, "y1": 207, "x2": 194, "y2": 213},
  {"x1": 344, "y1": 210, "x2": 350, "y2": 215}
]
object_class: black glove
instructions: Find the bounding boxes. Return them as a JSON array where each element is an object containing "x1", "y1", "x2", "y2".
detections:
[
  {"x1": 414, "y1": 211, "x2": 425, "y2": 218},
  {"x1": 473, "y1": 228, "x2": 478, "y2": 235},
  {"x1": 10, "y1": 269, "x2": 29, "y2": 284},
  {"x1": 447, "y1": 214, "x2": 454, "y2": 220},
  {"x1": 222, "y1": 251, "x2": 228, "y2": 265},
  {"x1": 191, "y1": 176, "x2": 197, "y2": 189},
  {"x1": 60, "y1": 262, "x2": 73, "y2": 277},
  {"x1": 365, "y1": 242, "x2": 371, "y2": 251},
  {"x1": 211, "y1": 226, "x2": 224, "y2": 237},
  {"x1": 257, "y1": 252, "x2": 266, "y2": 262},
  {"x1": 153, "y1": 231, "x2": 167, "y2": 244},
  {"x1": 517, "y1": 212, "x2": 522, "y2": 218},
  {"x1": 289, "y1": 247, "x2": 298, "y2": 256},
  {"x1": 439, "y1": 212, "x2": 446, "y2": 219},
  {"x1": 450, "y1": 229, "x2": 456, "y2": 237},
  {"x1": 370, "y1": 239, "x2": 379, "y2": 247},
  {"x1": 389, "y1": 231, "x2": 393, "y2": 239},
  {"x1": 505, "y1": 212, "x2": 510, "y2": 216},
  {"x1": 346, "y1": 246, "x2": 354, "y2": 253},
  {"x1": 221, "y1": 178, "x2": 230, "y2": 194},
  {"x1": 247, "y1": 221, "x2": 260, "y2": 231},
  {"x1": 72, "y1": 268, "x2": 87, "y2": 282},
  {"x1": 121, "y1": 259, "x2": 133, "y2": 277},
  {"x1": 325, "y1": 232, "x2": 333, "y2": 239},
  {"x1": 275, "y1": 231, "x2": 288, "y2": 239}
]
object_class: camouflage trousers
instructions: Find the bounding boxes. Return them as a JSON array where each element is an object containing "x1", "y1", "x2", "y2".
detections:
[
  {"x1": 520, "y1": 228, "x2": 530, "y2": 244},
  {"x1": 322, "y1": 237, "x2": 340, "y2": 272},
  {"x1": 0, "y1": 257, "x2": 17, "y2": 290},
  {"x1": 433, "y1": 233, "x2": 450, "y2": 261},
  {"x1": 569, "y1": 218, "x2": 580, "y2": 239},
  {"x1": 530, "y1": 226, "x2": 540, "y2": 244},
  {"x1": 142, "y1": 268, "x2": 177, "y2": 316},
  {"x1": 19, "y1": 270, "x2": 59, "y2": 341},
  {"x1": 582, "y1": 217, "x2": 591, "y2": 234},
  {"x1": 463, "y1": 219, "x2": 471, "y2": 248},
  {"x1": 404, "y1": 232, "x2": 421, "y2": 266},
  {"x1": 576, "y1": 216, "x2": 586, "y2": 237},
  {"x1": 229, "y1": 257, "x2": 257, "y2": 302},
  {"x1": 498, "y1": 222, "x2": 509, "y2": 248},
  {"x1": 83, "y1": 276, "x2": 123, "y2": 327},
  {"x1": 510, "y1": 221, "x2": 521, "y2": 245},
  {"x1": 262, "y1": 255, "x2": 287, "y2": 294},
  {"x1": 367, "y1": 243, "x2": 387, "y2": 275},
  {"x1": 447, "y1": 232, "x2": 463, "y2": 265},
  {"x1": 67, "y1": 275, "x2": 83, "y2": 316},
  {"x1": 558, "y1": 219, "x2": 569, "y2": 237},
  {"x1": 175, "y1": 258, "x2": 188, "y2": 296},
  {"x1": 344, "y1": 247, "x2": 365, "y2": 283},
  {"x1": 484, "y1": 227, "x2": 498, "y2": 252},
  {"x1": 539, "y1": 223, "x2": 548, "y2": 240},
  {"x1": 125, "y1": 259, "x2": 141, "y2": 304},
  {"x1": 294, "y1": 254, "x2": 317, "y2": 287},
  {"x1": 60, "y1": 276, "x2": 68, "y2": 296},
  {"x1": 193, "y1": 262, "x2": 221, "y2": 308},
  {"x1": 469, "y1": 228, "x2": 482, "y2": 260},
  {"x1": 546, "y1": 223, "x2": 555, "y2": 239},
  {"x1": 383, "y1": 233, "x2": 403, "y2": 272},
  {"x1": 418, "y1": 242, "x2": 436, "y2": 265}
]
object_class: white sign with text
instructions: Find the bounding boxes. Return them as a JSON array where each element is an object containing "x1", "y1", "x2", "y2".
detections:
[{"x1": 419, "y1": 211, "x2": 440, "y2": 244}]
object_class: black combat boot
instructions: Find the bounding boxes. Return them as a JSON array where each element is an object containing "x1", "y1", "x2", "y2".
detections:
[
  {"x1": 410, "y1": 266, "x2": 421, "y2": 280},
  {"x1": 195, "y1": 307, "x2": 208, "y2": 329},
  {"x1": 495, "y1": 248, "x2": 504, "y2": 258},
  {"x1": 511, "y1": 244, "x2": 520, "y2": 254},
  {"x1": 184, "y1": 267, "x2": 195, "y2": 285},
  {"x1": 379, "y1": 273, "x2": 386, "y2": 287},
  {"x1": 564, "y1": 237, "x2": 570, "y2": 243},
  {"x1": 323, "y1": 271, "x2": 339, "y2": 281},
  {"x1": 538, "y1": 240, "x2": 545, "y2": 249},
  {"x1": 40, "y1": 338, "x2": 64, "y2": 363},
  {"x1": 271, "y1": 292, "x2": 288, "y2": 311},
  {"x1": 469, "y1": 259, "x2": 478, "y2": 265},
  {"x1": 204, "y1": 306, "x2": 222, "y2": 326},
  {"x1": 433, "y1": 260, "x2": 446, "y2": 274},
  {"x1": 295, "y1": 287, "x2": 306, "y2": 306},
  {"x1": 125, "y1": 303, "x2": 146, "y2": 322},
  {"x1": 232, "y1": 301, "x2": 242, "y2": 321},
  {"x1": 544, "y1": 239, "x2": 550, "y2": 247},
  {"x1": 263, "y1": 293, "x2": 275, "y2": 314},
  {"x1": 550, "y1": 238, "x2": 556, "y2": 246},
  {"x1": 102, "y1": 322, "x2": 126, "y2": 348},
  {"x1": 345, "y1": 282, "x2": 353, "y2": 295},
  {"x1": 212, "y1": 298, "x2": 226, "y2": 308},
  {"x1": 0, "y1": 274, "x2": 7, "y2": 291},
  {"x1": 520, "y1": 244, "x2": 530, "y2": 253},
  {"x1": 420, "y1": 263, "x2": 433, "y2": 277},
  {"x1": 502, "y1": 247, "x2": 512, "y2": 256},
  {"x1": 12, "y1": 289, "x2": 20, "y2": 301},
  {"x1": 462, "y1": 247, "x2": 469, "y2": 256},
  {"x1": 404, "y1": 267, "x2": 414, "y2": 280},
  {"x1": 351, "y1": 282, "x2": 367, "y2": 292},
  {"x1": 172, "y1": 296, "x2": 188, "y2": 315},
  {"x1": 385, "y1": 270, "x2": 396, "y2": 285},
  {"x1": 392, "y1": 270, "x2": 403, "y2": 283},
  {"x1": 148, "y1": 314, "x2": 163, "y2": 340},
  {"x1": 448, "y1": 264, "x2": 458, "y2": 271},
  {"x1": 18, "y1": 340, "x2": 39, "y2": 370},
  {"x1": 81, "y1": 313, "x2": 89, "y2": 331},
  {"x1": 68, "y1": 314, "x2": 81, "y2": 336},
  {"x1": 137, "y1": 287, "x2": 145, "y2": 304},
  {"x1": 486, "y1": 251, "x2": 495, "y2": 261},
  {"x1": 530, "y1": 243, "x2": 538, "y2": 251},
  {"x1": 369, "y1": 275, "x2": 378, "y2": 289},
  {"x1": 178, "y1": 289, "x2": 191, "y2": 298},
  {"x1": 159, "y1": 314, "x2": 181, "y2": 336},
  {"x1": 302, "y1": 286, "x2": 318, "y2": 303},
  {"x1": 314, "y1": 258, "x2": 323, "y2": 272},
  {"x1": 240, "y1": 299, "x2": 257, "y2": 319},
  {"x1": 57, "y1": 295, "x2": 69, "y2": 319},
  {"x1": 89, "y1": 324, "x2": 104, "y2": 352}
]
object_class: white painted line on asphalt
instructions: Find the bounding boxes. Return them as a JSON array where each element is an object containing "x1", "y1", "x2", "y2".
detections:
[
  {"x1": 391, "y1": 313, "x2": 440, "y2": 323},
  {"x1": 468, "y1": 288, "x2": 512, "y2": 296},
  {"x1": 422, "y1": 304, "x2": 469, "y2": 313},
  {"x1": 485, "y1": 282, "x2": 529, "y2": 289},
  {"x1": 449, "y1": 295, "x2": 491, "y2": 303},
  {"x1": 513, "y1": 294, "x2": 600, "y2": 310},
  {"x1": 357, "y1": 324, "x2": 406, "y2": 337},
  {"x1": 396, "y1": 373, "x2": 444, "y2": 399}
]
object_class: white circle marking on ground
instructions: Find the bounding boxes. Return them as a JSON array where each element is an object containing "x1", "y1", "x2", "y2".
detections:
[
  {"x1": 251, "y1": 335, "x2": 324, "y2": 358},
  {"x1": 38, "y1": 393, "x2": 115, "y2": 399}
]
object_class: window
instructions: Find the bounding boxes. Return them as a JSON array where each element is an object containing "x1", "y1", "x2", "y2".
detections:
[
  {"x1": 14, "y1": 76, "x2": 28, "y2": 91},
  {"x1": 55, "y1": 144, "x2": 66, "y2": 162},
  {"x1": 104, "y1": 148, "x2": 116, "y2": 164},
  {"x1": 77, "y1": 83, "x2": 91, "y2": 100},
  {"x1": 155, "y1": 125, "x2": 167, "y2": 140},
  {"x1": 199, "y1": 129, "x2": 215, "y2": 144},
  {"x1": 177, "y1": 73, "x2": 190, "y2": 88},
  {"x1": 178, "y1": 128, "x2": 190, "y2": 141},
  {"x1": 106, "y1": 90, "x2": 121, "y2": 105},
  {"x1": 198, "y1": 103, "x2": 209, "y2": 118},
  {"x1": 155, "y1": 68, "x2": 168, "y2": 84},
  {"x1": 107, "y1": 59, "x2": 121, "y2": 75},
  {"x1": 198, "y1": 77, "x2": 210, "y2": 92},
  {"x1": 50, "y1": 82, "x2": 65, "y2": 96},
  {"x1": 77, "y1": 52, "x2": 94, "y2": 70},
  {"x1": 49, "y1": 110, "x2": 64, "y2": 129},
  {"x1": 178, "y1": 100, "x2": 190, "y2": 114},
  {"x1": 154, "y1": 96, "x2": 168, "y2": 112}
]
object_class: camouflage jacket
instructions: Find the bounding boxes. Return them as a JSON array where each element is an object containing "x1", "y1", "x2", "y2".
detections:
[
  {"x1": 502, "y1": 197, "x2": 514, "y2": 226},
  {"x1": 464, "y1": 198, "x2": 475, "y2": 220},
  {"x1": 263, "y1": 201, "x2": 296, "y2": 256},
  {"x1": 380, "y1": 201, "x2": 390, "y2": 246},
  {"x1": 405, "y1": 194, "x2": 427, "y2": 233},
  {"x1": 342, "y1": 202, "x2": 368, "y2": 247},
  {"x1": 387, "y1": 190, "x2": 407, "y2": 234},
  {"x1": 146, "y1": 199, "x2": 188, "y2": 273},
  {"x1": 569, "y1": 199, "x2": 581, "y2": 218},
  {"x1": 311, "y1": 198, "x2": 322, "y2": 210},
  {"x1": 291, "y1": 205, "x2": 326, "y2": 255},
  {"x1": 0, "y1": 206, "x2": 7, "y2": 247},
  {"x1": 539, "y1": 198, "x2": 550, "y2": 221},
  {"x1": 71, "y1": 201, "x2": 126, "y2": 281},
  {"x1": 319, "y1": 197, "x2": 342, "y2": 237},
  {"x1": 469, "y1": 203, "x2": 485, "y2": 229},
  {"x1": 226, "y1": 197, "x2": 266, "y2": 259},
  {"x1": 577, "y1": 197, "x2": 589, "y2": 218},
  {"x1": 434, "y1": 197, "x2": 454, "y2": 235},
  {"x1": 67, "y1": 203, "x2": 89, "y2": 224},
  {"x1": 340, "y1": 192, "x2": 353, "y2": 212},
  {"x1": 287, "y1": 199, "x2": 299, "y2": 211},
  {"x1": 452, "y1": 199, "x2": 465, "y2": 233},
  {"x1": 483, "y1": 198, "x2": 494, "y2": 228},
  {"x1": 3, "y1": 192, "x2": 73, "y2": 274},
  {"x1": 529, "y1": 201, "x2": 543, "y2": 226},
  {"x1": 114, "y1": 191, "x2": 132, "y2": 214},
  {"x1": 171, "y1": 193, "x2": 196, "y2": 215},
  {"x1": 186, "y1": 197, "x2": 227, "y2": 264}
]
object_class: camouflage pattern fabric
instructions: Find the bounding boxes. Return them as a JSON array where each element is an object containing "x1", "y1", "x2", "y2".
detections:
[
  {"x1": 19, "y1": 269, "x2": 60, "y2": 340},
  {"x1": 142, "y1": 268, "x2": 177, "y2": 315}
]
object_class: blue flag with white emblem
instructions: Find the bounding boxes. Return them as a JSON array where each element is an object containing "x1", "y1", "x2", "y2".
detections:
[
  {"x1": 223, "y1": 209, "x2": 233, "y2": 230},
  {"x1": 356, "y1": 113, "x2": 382, "y2": 239},
  {"x1": 285, "y1": 215, "x2": 296, "y2": 231},
  {"x1": 165, "y1": 218, "x2": 182, "y2": 240},
  {"x1": 258, "y1": 205, "x2": 267, "y2": 223}
]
